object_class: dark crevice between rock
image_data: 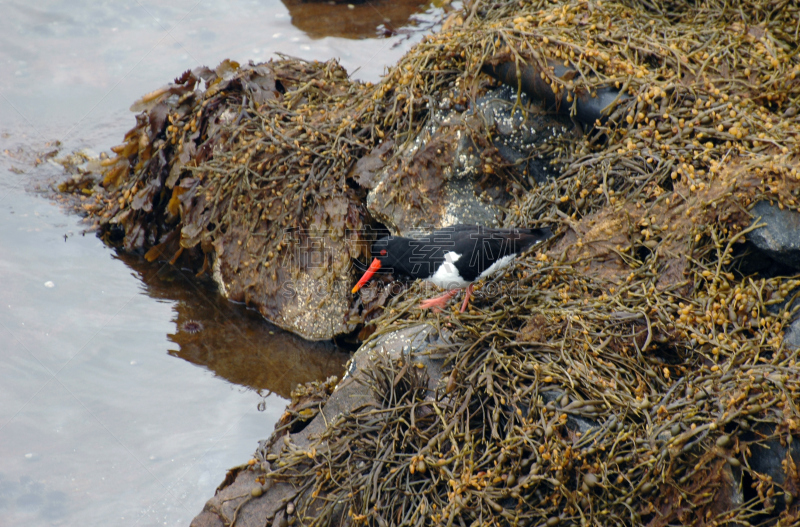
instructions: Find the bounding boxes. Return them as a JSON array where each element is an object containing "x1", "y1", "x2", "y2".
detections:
[{"x1": 728, "y1": 241, "x2": 798, "y2": 280}]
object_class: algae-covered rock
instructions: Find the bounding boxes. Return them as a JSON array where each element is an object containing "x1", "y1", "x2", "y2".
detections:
[
  {"x1": 191, "y1": 324, "x2": 444, "y2": 527},
  {"x1": 749, "y1": 200, "x2": 800, "y2": 272},
  {"x1": 82, "y1": 59, "x2": 383, "y2": 340},
  {"x1": 57, "y1": 0, "x2": 800, "y2": 523},
  {"x1": 72, "y1": 55, "x2": 564, "y2": 338},
  {"x1": 477, "y1": 85, "x2": 572, "y2": 186},
  {"x1": 198, "y1": 0, "x2": 800, "y2": 525}
]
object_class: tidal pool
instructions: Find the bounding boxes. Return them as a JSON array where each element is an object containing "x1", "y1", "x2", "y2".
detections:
[{"x1": 0, "y1": 0, "x2": 450, "y2": 524}]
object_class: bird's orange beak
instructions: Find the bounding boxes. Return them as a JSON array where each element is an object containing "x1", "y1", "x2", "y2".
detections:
[{"x1": 352, "y1": 257, "x2": 382, "y2": 294}]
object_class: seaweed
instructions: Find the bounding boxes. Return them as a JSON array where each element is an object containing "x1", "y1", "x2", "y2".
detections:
[
  {"x1": 245, "y1": 0, "x2": 800, "y2": 525},
  {"x1": 63, "y1": 0, "x2": 800, "y2": 523},
  {"x1": 77, "y1": 58, "x2": 393, "y2": 338}
]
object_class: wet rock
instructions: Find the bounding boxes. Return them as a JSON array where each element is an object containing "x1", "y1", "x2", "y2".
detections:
[
  {"x1": 309, "y1": 324, "x2": 445, "y2": 430},
  {"x1": 784, "y1": 319, "x2": 800, "y2": 350},
  {"x1": 67, "y1": 61, "x2": 574, "y2": 340},
  {"x1": 366, "y1": 85, "x2": 572, "y2": 235},
  {"x1": 366, "y1": 115, "x2": 501, "y2": 234},
  {"x1": 764, "y1": 284, "x2": 800, "y2": 350},
  {"x1": 715, "y1": 462, "x2": 745, "y2": 514},
  {"x1": 747, "y1": 430, "x2": 800, "y2": 509},
  {"x1": 191, "y1": 325, "x2": 446, "y2": 527},
  {"x1": 748, "y1": 201, "x2": 800, "y2": 271},
  {"x1": 484, "y1": 60, "x2": 629, "y2": 127},
  {"x1": 734, "y1": 240, "x2": 799, "y2": 279},
  {"x1": 81, "y1": 59, "x2": 376, "y2": 341},
  {"x1": 476, "y1": 84, "x2": 571, "y2": 186},
  {"x1": 539, "y1": 389, "x2": 598, "y2": 435}
]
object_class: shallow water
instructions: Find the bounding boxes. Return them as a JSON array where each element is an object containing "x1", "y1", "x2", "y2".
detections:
[{"x1": 0, "y1": 0, "x2": 447, "y2": 525}]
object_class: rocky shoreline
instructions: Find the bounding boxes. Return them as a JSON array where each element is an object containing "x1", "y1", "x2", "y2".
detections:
[{"x1": 58, "y1": 0, "x2": 800, "y2": 525}]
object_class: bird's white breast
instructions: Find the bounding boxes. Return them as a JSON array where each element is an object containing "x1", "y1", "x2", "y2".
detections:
[{"x1": 428, "y1": 251, "x2": 469, "y2": 288}]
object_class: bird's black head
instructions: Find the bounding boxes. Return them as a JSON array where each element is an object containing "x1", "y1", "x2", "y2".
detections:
[
  {"x1": 369, "y1": 236, "x2": 394, "y2": 268},
  {"x1": 352, "y1": 235, "x2": 399, "y2": 294}
]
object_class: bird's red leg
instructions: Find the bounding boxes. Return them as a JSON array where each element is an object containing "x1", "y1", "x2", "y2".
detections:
[
  {"x1": 459, "y1": 283, "x2": 474, "y2": 313},
  {"x1": 419, "y1": 289, "x2": 459, "y2": 312}
]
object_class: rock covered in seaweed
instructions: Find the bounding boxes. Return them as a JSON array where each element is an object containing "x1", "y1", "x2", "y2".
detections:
[
  {"x1": 70, "y1": 53, "x2": 568, "y2": 338},
  {"x1": 477, "y1": 85, "x2": 573, "y2": 186},
  {"x1": 85, "y1": 59, "x2": 384, "y2": 340},
  {"x1": 195, "y1": 0, "x2": 800, "y2": 525},
  {"x1": 191, "y1": 324, "x2": 444, "y2": 527},
  {"x1": 53, "y1": 0, "x2": 800, "y2": 521}
]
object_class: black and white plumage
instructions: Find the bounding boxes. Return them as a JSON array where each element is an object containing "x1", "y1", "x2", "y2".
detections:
[{"x1": 352, "y1": 225, "x2": 552, "y2": 311}]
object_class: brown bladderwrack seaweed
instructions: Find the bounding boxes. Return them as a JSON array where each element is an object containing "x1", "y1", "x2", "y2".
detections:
[
  {"x1": 80, "y1": 58, "x2": 391, "y2": 339},
  {"x1": 250, "y1": 180, "x2": 800, "y2": 525},
  {"x1": 61, "y1": 0, "x2": 800, "y2": 523},
  {"x1": 69, "y1": 50, "x2": 547, "y2": 337},
  {"x1": 221, "y1": 1, "x2": 800, "y2": 526}
]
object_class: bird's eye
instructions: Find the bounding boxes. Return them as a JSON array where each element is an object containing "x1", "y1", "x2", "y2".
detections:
[{"x1": 380, "y1": 249, "x2": 387, "y2": 256}]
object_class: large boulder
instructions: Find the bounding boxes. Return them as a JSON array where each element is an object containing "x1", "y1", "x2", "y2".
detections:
[
  {"x1": 362, "y1": 85, "x2": 573, "y2": 235},
  {"x1": 79, "y1": 59, "x2": 378, "y2": 340},
  {"x1": 72, "y1": 59, "x2": 576, "y2": 339}
]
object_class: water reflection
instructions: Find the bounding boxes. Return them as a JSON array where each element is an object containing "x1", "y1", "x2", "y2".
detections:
[
  {"x1": 282, "y1": 0, "x2": 433, "y2": 39},
  {"x1": 0, "y1": 0, "x2": 449, "y2": 523},
  {"x1": 114, "y1": 252, "x2": 350, "y2": 399}
]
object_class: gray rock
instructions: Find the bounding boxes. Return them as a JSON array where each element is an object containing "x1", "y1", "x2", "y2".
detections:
[
  {"x1": 476, "y1": 84, "x2": 572, "y2": 186},
  {"x1": 365, "y1": 86, "x2": 572, "y2": 235},
  {"x1": 747, "y1": 429, "x2": 800, "y2": 511},
  {"x1": 765, "y1": 285, "x2": 800, "y2": 350},
  {"x1": 484, "y1": 60, "x2": 630, "y2": 127},
  {"x1": 749, "y1": 437, "x2": 800, "y2": 487},
  {"x1": 539, "y1": 389, "x2": 598, "y2": 435},
  {"x1": 212, "y1": 258, "x2": 357, "y2": 341},
  {"x1": 784, "y1": 318, "x2": 800, "y2": 349},
  {"x1": 717, "y1": 462, "x2": 745, "y2": 514},
  {"x1": 748, "y1": 201, "x2": 800, "y2": 271},
  {"x1": 366, "y1": 113, "x2": 505, "y2": 235}
]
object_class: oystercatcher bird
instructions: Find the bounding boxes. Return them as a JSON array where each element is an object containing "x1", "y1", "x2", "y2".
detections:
[{"x1": 352, "y1": 225, "x2": 552, "y2": 312}]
